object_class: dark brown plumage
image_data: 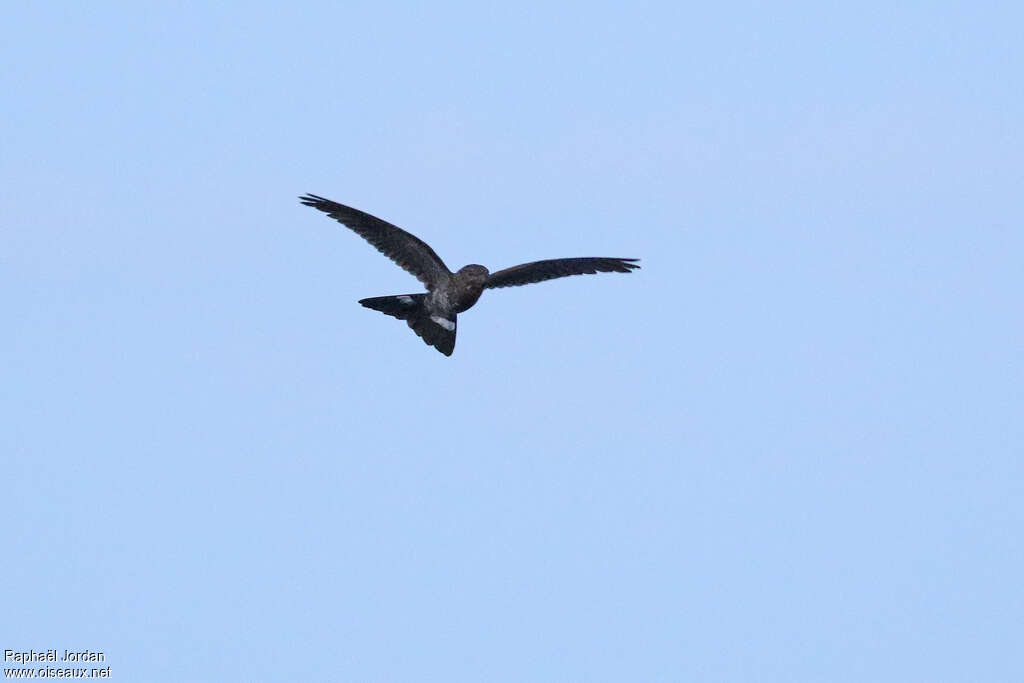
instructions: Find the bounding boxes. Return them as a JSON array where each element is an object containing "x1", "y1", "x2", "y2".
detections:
[
  {"x1": 300, "y1": 194, "x2": 639, "y2": 355},
  {"x1": 298, "y1": 194, "x2": 450, "y2": 289},
  {"x1": 485, "y1": 257, "x2": 640, "y2": 289}
]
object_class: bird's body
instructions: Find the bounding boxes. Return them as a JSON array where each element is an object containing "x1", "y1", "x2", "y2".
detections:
[
  {"x1": 299, "y1": 194, "x2": 639, "y2": 355},
  {"x1": 428, "y1": 264, "x2": 490, "y2": 315}
]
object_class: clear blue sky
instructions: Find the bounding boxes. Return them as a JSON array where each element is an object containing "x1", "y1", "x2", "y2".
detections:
[{"x1": 4, "y1": 2, "x2": 1022, "y2": 681}]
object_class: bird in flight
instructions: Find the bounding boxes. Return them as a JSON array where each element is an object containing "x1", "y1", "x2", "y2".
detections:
[{"x1": 299, "y1": 194, "x2": 640, "y2": 356}]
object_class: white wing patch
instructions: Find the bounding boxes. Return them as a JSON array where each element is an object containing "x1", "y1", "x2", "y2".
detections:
[
  {"x1": 430, "y1": 315, "x2": 456, "y2": 331},
  {"x1": 397, "y1": 296, "x2": 414, "y2": 304}
]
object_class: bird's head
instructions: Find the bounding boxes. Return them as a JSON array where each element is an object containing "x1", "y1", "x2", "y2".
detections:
[{"x1": 458, "y1": 264, "x2": 490, "y2": 281}]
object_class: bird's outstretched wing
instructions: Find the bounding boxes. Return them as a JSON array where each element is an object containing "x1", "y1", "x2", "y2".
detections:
[
  {"x1": 485, "y1": 257, "x2": 640, "y2": 289},
  {"x1": 300, "y1": 194, "x2": 451, "y2": 289}
]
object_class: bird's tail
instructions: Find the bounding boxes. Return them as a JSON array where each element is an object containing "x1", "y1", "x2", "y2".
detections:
[{"x1": 358, "y1": 294, "x2": 457, "y2": 356}]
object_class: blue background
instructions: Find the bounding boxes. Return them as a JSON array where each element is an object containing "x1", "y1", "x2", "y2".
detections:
[{"x1": 4, "y1": 2, "x2": 1022, "y2": 680}]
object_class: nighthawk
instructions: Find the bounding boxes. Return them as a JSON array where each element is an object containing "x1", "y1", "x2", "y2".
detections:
[{"x1": 300, "y1": 194, "x2": 640, "y2": 356}]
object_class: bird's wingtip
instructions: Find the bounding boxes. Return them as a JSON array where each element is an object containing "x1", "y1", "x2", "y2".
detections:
[{"x1": 298, "y1": 193, "x2": 327, "y2": 206}]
